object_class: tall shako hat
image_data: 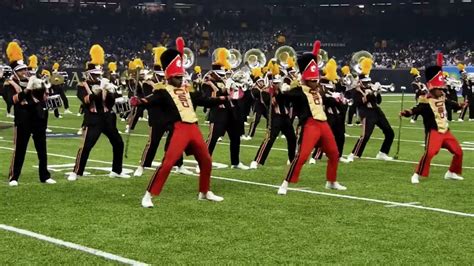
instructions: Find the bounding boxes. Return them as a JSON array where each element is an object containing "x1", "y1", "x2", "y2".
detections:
[
  {"x1": 297, "y1": 40, "x2": 320, "y2": 81},
  {"x1": 425, "y1": 53, "x2": 446, "y2": 90},
  {"x1": 160, "y1": 37, "x2": 186, "y2": 79}
]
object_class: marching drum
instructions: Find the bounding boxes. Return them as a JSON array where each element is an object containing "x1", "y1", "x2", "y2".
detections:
[
  {"x1": 114, "y1": 97, "x2": 131, "y2": 115},
  {"x1": 46, "y1": 95, "x2": 63, "y2": 110}
]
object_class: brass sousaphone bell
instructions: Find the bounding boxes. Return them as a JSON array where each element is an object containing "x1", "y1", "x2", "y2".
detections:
[
  {"x1": 275, "y1": 45, "x2": 296, "y2": 68},
  {"x1": 50, "y1": 73, "x2": 65, "y2": 85},
  {"x1": 182, "y1": 47, "x2": 195, "y2": 69},
  {"x1": 243, "y1": 48, "x2": 267, "y2": 69},
  {"x1": 351, "y1": 50, "x2": 374, "y2": 74}
]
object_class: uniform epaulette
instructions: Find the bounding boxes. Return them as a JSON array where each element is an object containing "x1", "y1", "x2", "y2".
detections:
[{"x1": 153, "y1": 82, "x2": 166, "y2": 91}]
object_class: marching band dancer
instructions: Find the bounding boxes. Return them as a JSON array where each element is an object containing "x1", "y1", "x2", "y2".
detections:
[
  {"x1": 134, "y1": 47, "x2": 191, "y2": 177},
  {"x1": 51, "y1": 62, "x2": 72, "y2": 114},
  {"x1": 347, "y1": 58, "x2": 394, "y2": 162},
  {"x1": 277, "y1": 41, "x2": 346, "y2": 195},
  {"x1": 457, "y1": 64, "x2": 473, "y2": 122},
  {"x1": 400, "y1": 54, "x2": 463, "y2": 184},
  {"x1": 67, "y1": 44, "x2": 129, "y2": 181},
  {"x1": 409, "y1": 68, "x2": 427, "y2": 123},
  {"x1": 249, "y1": 63, "x2": 297, "y2": 169},
  {"x1": 4, "y1": 42, "x2": 55, "y2": 186},
  {"x1": 203, "y1": 48, "x2": 249, "y2": 171},
  {"x1": 135, "y1": 37, "x2": 226, "y2": 207},
  {"x1": 310, "y1": 59, "x2": 349, "y2": 164},
  {"x1": 246, "y1": 64, "x2": 272, "y2": 140}
]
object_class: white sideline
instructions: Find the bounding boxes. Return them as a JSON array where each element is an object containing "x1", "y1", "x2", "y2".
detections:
[
  {"x1": 0, "y1": 224, "x2": 148, "y2": 266},
  {"x1": 0, "y1": 146, "x2": 472, "y2": 218}
]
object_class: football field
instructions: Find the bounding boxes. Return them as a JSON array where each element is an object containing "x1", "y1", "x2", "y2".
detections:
[{"x1": 0, "y1": 94, "x2": 473, "y2": 264}]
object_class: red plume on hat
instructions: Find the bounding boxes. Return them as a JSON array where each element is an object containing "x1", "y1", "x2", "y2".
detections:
[
  {"x1": 176, "y1": 37, "x2": 185, "y2": 56},
  {"x1": 299, "y1": 40, "x2": 321, "y2": 81}
]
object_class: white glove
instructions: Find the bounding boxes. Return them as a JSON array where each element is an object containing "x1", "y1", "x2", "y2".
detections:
[
  {"x1": 27, "y1": 76, "x2": 44, "y2": 90},
  {"x1": 281, "y1": 83, "x2": 290, "y2": 92}
]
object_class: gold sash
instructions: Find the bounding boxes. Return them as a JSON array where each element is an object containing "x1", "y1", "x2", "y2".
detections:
[
  {"x1": 428, "y1": 96, "x2": 448, "y2": 133},
  {"x1": 165, "y1": 85, "x2": 198, "y2": 123},
  {"x1": 302, "y1": 85, "x2": 327, "y2": 121}
]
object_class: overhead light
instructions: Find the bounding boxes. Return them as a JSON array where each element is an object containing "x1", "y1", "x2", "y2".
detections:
[{"x1": 357, "y1": 4, "x2": 365, "y2": 8}]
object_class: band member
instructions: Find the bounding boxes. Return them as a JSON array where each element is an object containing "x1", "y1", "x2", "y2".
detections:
[
  {"x1": 409, "y1": 67, "x2": 428, "y2": 123},
  {"x1": 134, "y1": 47, "x2": 191, "y2": 177},
  {"x1": 126, "y1": 58, "x2": 148, "y2": 133},
  {"x1": 51, "y1": 62, "x2": 72, "y2": 114},
  {"x1": 277, "y1": 41, "x2": 346, "y2": 195},
  {"x1": 246, "y1": 64, "x2": 271, "y2": 139},
  {"x1": 67, "y1": 44, "x2": 129, "y2": 181},
  {"x1": 249, "y1": 63, "x2": 297, "y2": 169},
  {"x1": 310, "y1": 59, "x2": 349, "y2": 164},
  {"x1": 444, "y1": 72, "x2": 458, "y2": 122},
  {"x1": 457, "y1": 64, "x2": 473, "y2": 122},
  {"x1": 347, "y1": 58, "x2": 394, "y2": 162},
  {"x1": 400, "y1": 54, "x2": 463, "y2": 184},
  {"x1": 136, "y1": 37, "x2": 225, "y2": 207},
  {"x1": 1, "y1": 65, "x2": 14, "y2": 118},
  {"x1": 4, "y1": 42, "x2": 55, "y2": 186},
  {"x1": 203, "y1": 48, "x2": 249, "y2": 170},
  {"x1": 342, "y1": 66, "x2": 359, "y2": 126}
]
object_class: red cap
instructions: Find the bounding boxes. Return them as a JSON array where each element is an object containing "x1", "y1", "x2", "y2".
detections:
[{"x1": 301, "y1": 59, "x2": 319, "y2": 81}]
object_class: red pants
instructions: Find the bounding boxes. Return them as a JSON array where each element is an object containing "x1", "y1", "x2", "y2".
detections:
[
  {"x1": 147, "y1": 122, "x2": 211, "y2": 196},
  {"x1": 285, "y1": 118, "x2": 339, "y2": 183},
  {"x1": 416, "y1": 129, "x2": 463, "y2": 177}
]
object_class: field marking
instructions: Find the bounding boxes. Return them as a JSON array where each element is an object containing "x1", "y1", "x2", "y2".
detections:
[
  {"x1": 0, "y1": 224, "x2": 148, "y2": 266},
  {"x1": 385, "y1": 202, "x2": 420, "y2": 208},
  {"x1": 0, "y1": 146, "x2": 472, "y2": 218}
]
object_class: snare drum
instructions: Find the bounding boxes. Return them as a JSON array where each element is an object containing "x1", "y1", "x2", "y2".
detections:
[
  {"x1": 46, "y1": 95, "x2": 63, "y2": 110},
  {"x1": 113, "y1": 97, "x2": 131, "y2": 115}
]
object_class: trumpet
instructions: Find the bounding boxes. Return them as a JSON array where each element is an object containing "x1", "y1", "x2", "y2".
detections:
[{"x1": 370, "y1": 82, "x2": 395, "y2": 92}]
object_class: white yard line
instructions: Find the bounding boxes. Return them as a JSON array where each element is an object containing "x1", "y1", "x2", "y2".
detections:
[
  {"x1": 385, "y1": 202, "x2": 420, "y2": 208},
  {"x1": 0, "y1": 224, "x2": 148, "y2": 266},
  {"x1": 0, "y1": 146, "x2": 472, "y2": 218}
]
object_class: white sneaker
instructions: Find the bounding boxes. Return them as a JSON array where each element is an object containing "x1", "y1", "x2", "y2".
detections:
[
  {"x1": 277, "y1": 180, "x2": 289, "y2": 195},
  {"x1": 325, "y1": 181, "x2": 347, "y2": 190},
  {"x1": 125, "y1": 125, "x2": 130, "y2": 134},
  {"x1": 195, "y1": 165, "x2": 200, "y2": 174},
  {"x1": 347, "y1": 123, "x2": 353, "y2": 127},
  {"x1": 109, "y1": 172, "x2": 131, "y2": 179},
  {"x1": 249, "y1": 161, "x2": 258, "y2": 169},
  {"x1": 58, "y1": 115, "x2": 63, "y2": 119},
  {"x1": 346, "y1": 153, "x2": 355, "y2": 162},
  {"x1": 410, "y1": 119, "x2": 416, "y2": 123},
  {"x1": 246, "y1": 136, "x2": 252, "y2": 140},
  {"x1": 67, "y1": 172, "x2": 78, "y2": 181},
  {"x1": 63, "y1": 109, "x2": 73, "y2": 114},
  {"x1": 411, "y1": 173, "x2": 420, "y2": 184},
  {"x1": 46, "y1": 128, "x2": 52, "y2": 133},
  {"x1": 6, "y1": 113, "x2": 14, "y2": 118},
  {"x1": 77, "y1": 128, "x2": 83, "y2": 135},
  {"x1": 287, "y1": 160, "x2": 291, "y2": 165},
  {"x1": 134, "y1": 166, "x2": 144, "y2": 177},
  {"x1": 458, "y1": 118, "x2": 464, "y2": 122},
  {"x1": 339, "y1": 157, "x2": 350, "y2": 163},
  {"x1": 198, "y1": 191, "x2": 224, "y2": 202},
  {"x1": 309, "y1": 158, "x2": 316, "y2": 165},
  {"x1": 8, "y1": 180, "x2": 18, "y2": 186},
  {"x1": 175, "y1": 165, "x2": 193, "y2": 175},
  {"x1": 45, "y1": 178, "x2": 56, "y2": 184},
  {"x1": 217, "y1": 137, "x2": 223, "y2": 142},
  {"x1": 244, "y1": 122, "x2": 250, "y2": 126},
  {"x1": 121, "y1": 118, "x2": 126, "y2": 122},
  {"x1": 141, "y1": 191, "x2": 154, "y2": 208},
  {"x1": 76, "y1": 112, "x2": 82, "y2": 117},
  {"x1": 204, "y1": 120, "x2": 210, "y2": 124},
  {"x1": 231, "y1": 162, "x2": 250, "y2": 170},
  {"x1": 376, "y1": 151, "x2": 393, "y2": 161},
  {"x1": 444, "y1": 171, "x2": 464, "y2": 181}
]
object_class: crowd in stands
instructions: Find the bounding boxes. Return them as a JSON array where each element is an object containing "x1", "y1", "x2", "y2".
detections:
[{"x1": 0, "y1": 5, "x2": 472, "y2": 69}]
